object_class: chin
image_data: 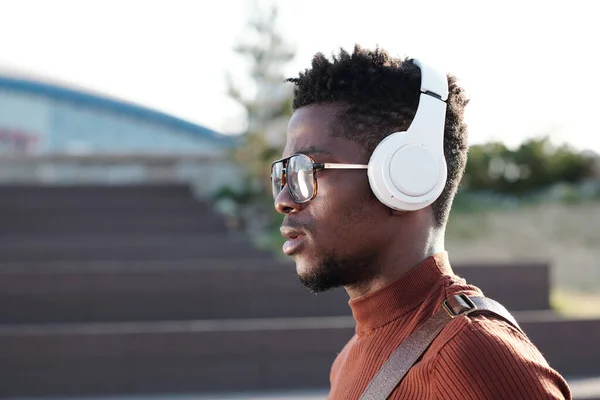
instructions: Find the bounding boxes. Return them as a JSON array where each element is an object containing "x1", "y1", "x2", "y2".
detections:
[
  {"x1": 294, "y1": 252, "x2": 376, "y2": 294},
  {"x1": 294, "y1": 258, "x2": 343, "y2": 294},
  {"x1": 294, "y1": 258, "x2": 313, "y2": 277}
]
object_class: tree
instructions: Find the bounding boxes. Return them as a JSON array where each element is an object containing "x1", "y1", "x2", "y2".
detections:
[
  {"x1": 462, "y1": 136, "x2": 596, "y2": 196},
  {"x1": 219, "y1": 1, "x2": 295, "y2": 239}
]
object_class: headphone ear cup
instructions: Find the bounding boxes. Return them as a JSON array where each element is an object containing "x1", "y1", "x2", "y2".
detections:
[{"x1": 368, "y1": 131, "x2": 446, "y2": 211}]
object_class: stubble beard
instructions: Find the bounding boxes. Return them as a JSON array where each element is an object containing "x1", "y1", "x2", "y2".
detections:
[{"x1": 296, "y1": 251, "x2": 377, "y2": 294}]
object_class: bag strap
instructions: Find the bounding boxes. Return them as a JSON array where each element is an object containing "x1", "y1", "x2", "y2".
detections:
[{"x1": 359, "y1": 294, "x2": 522, "y2": 400}]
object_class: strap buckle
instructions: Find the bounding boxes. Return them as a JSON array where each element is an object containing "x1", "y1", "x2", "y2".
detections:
[{"x1": 442, "y1": 293, "x2": 477, "y2": 318}]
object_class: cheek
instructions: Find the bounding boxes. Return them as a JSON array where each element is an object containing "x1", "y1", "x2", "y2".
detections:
[
  {"x1": 309, "y1": 173, "x2": 384, "y2": 234},
  {"x1": 318, "y1": 172, "x2": 372, "y2": 201},
  {"x1": 311, "y1": 191, "x2": 378, "y2": 237}
]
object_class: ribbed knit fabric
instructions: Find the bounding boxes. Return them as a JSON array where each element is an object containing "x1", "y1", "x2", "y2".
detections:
[{"x1": 329, "y1": 252, "x2": 572, "y2": 399}]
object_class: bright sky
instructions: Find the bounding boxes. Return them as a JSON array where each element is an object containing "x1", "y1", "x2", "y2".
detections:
[{"x1": 1, "y1": 0, "x2": 599, "y2": 152}]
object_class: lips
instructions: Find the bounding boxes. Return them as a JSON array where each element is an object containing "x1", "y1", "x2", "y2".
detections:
[{"x1": 280, "y1": 225, "x2": 308, "y2": 255}]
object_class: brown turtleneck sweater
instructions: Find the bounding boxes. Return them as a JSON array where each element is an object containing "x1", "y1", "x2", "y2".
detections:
[{"x1": 329, "y1": 252, "x2": 571, "y2": 399}]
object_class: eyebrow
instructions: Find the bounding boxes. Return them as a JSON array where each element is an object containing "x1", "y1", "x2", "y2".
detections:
[{"x1": 296, "y1": 147, "x2": 333, "y2": 157}]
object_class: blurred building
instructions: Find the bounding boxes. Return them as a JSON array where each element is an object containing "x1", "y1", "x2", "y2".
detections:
[{"x1": 0, "y1": 66, "x2": 240, "y2": 194}]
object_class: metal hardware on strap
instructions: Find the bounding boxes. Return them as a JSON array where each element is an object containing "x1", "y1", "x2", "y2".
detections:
[
  {"x1": 442, "y1": 293, "x2": 477, "y2": 317},
  {"x1": 359, "y1": 295, "x2": 522, "y2": 400}
]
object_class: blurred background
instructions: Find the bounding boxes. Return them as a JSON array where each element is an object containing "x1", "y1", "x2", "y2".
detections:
[{"x1": 0, "y1": 0, "x2": 599, "y2": 399}]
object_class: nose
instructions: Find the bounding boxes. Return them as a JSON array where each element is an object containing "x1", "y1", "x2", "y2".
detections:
[{"x1": 274, "y1": 184, "x2": 303, "y2": 215}]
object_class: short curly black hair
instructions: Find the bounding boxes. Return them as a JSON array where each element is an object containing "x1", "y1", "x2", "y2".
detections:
[{"x1": 286, "y1": 44, "x2": 469, "y2": 227}]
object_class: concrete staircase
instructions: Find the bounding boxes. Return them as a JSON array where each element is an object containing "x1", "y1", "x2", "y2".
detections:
[{"x1": 0, "y1": 184, "x2": 598, "y2": 398}]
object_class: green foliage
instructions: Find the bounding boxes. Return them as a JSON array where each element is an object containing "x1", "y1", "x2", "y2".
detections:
[{"x1": 463, "y1": 136, "x2": 597, "y2": 196}]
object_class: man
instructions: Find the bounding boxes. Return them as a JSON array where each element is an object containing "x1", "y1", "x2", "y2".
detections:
[{"x1": 270, "y1": 45, "x2": 571, "y2": 399}]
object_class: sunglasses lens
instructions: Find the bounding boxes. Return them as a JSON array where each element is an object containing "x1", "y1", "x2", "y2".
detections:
[
  {"x1": 288, "y1": 154, "x2": 314, "y2": 202},
  {"x1": 271, "y1": 162, "x2": 284, "y2": 199}
]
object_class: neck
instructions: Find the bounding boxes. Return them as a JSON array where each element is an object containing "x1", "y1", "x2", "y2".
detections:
[{"x1": 344, "y1": 222, "x2": 445, "y2": 300}]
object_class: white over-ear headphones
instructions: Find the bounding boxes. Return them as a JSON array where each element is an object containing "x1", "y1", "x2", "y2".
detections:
[{"x1": 367, "y1": 59, "x2": 449, "y2": 211}]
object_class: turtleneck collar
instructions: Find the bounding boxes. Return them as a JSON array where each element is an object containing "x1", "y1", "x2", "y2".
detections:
[{"x1": 349, "y1": 251, "x2": 453, "y2": 336}]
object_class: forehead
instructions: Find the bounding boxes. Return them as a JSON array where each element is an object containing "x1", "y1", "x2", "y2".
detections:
[{"x1": 283, "y1": 105, "x2": 367, "y2": 161}]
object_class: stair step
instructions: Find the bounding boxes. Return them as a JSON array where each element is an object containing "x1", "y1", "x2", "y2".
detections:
[
  {"x1": 0, "y1": 261, "x2": 550, "y2": 323},
  {"x1": 0, "y1": 315, "x2": 597, "y2": 397},
  {"x1": 0, "y1": 235, "x2": 272, "y2": 262},
  {"x1": 0, "y1": 184, "x2": 196, "y2": 203},
  {"x1": 0, "y1": 259, "x2": 348, "y2": 323}
]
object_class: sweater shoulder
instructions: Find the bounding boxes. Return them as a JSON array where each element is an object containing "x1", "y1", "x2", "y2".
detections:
[{"x1": 424, "y1": 315, "x2": 572, "y2": 399}]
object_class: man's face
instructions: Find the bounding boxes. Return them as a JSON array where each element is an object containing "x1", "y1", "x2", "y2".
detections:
[{"x1": 274, "y1": 105, "x2": 392, "y2": 293}]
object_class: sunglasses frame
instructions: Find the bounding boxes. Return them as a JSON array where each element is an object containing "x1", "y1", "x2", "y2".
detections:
[{"x1": 271, "y1": 153, "x2": 368, "y2": 203}]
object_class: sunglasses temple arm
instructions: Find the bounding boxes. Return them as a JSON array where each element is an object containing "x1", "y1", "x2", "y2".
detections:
[{"x1": 321, "y1": 163, "x2": 369, "y2": 169}]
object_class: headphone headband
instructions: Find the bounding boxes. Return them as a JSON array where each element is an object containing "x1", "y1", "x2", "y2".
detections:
[{"x1": 413, "y1": 59, "x2": 449, "y2": 101}]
